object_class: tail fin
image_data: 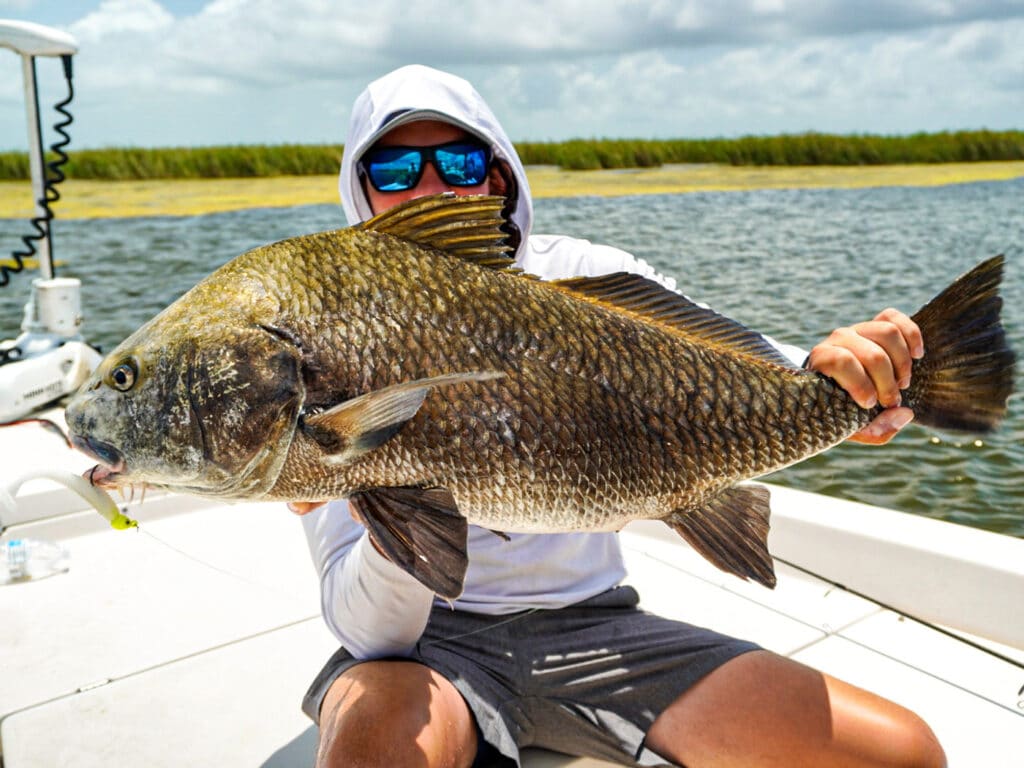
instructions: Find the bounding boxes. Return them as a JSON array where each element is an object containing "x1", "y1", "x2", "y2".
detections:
[{"x1": 905, "y1": 255, "x2": 1016, "y2": 433}]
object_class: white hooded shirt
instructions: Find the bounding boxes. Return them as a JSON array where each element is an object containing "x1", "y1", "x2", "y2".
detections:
[{"x1": 303, "y1": 65, "x2": 804, "y2": 658}]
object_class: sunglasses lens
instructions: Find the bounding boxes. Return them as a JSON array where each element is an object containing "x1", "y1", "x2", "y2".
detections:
[
  {"x1": 435, "y1": 143, "x2": 490, "y2": 186},
  {"x1": 365, "y1": 147, "x2": 423, "y2": 191}
]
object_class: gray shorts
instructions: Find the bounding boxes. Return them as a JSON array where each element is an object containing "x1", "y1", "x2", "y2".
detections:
[{"x1": 302, "y1": 585, "x2": 759, "y2": 767}]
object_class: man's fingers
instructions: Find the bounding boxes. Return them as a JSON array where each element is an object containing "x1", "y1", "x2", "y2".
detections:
[
  {"x1": 860, "y1": 312, "x2": 921, "y2": 389},
  {"x1": 287, "y1": 501, "x2": 327, "y2": 515},
  {"x1": 842, "y1": 322, "x2": 913, "y2": 399},
  {"x1": 874, "y1": 308, "x2": 924, "y2": 360},
  {"x1": 808, "y1": 334, "x2": 891, "y2": 409},
  {"x1": 807, "y1": 311, "x2": 923, "y2": 411}
]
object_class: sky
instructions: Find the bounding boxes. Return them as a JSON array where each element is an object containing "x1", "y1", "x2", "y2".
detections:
[{"x1": 0, "y1": 0, "x2": 1022, "y2": 151}]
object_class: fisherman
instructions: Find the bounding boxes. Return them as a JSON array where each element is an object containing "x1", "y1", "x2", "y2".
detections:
[{"x1": 292, "y1": 65, "x2": 945, "y2": 768}]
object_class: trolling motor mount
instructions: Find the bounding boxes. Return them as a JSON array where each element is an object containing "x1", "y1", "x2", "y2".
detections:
[{"x1": 0, "y1": 20, "x2": 101, "y2": 421}]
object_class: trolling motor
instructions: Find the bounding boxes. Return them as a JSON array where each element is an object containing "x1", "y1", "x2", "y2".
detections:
[{"x1": 0, "y1": 20, "x2": 101, "y2": 422}]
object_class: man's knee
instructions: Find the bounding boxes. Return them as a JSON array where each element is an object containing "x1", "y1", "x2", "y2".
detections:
[
  {"x1": 315, "y1": 660, "x2": 477, "y2": 768},
  {"x1": 888, "y1": 711, "x2": 946, "y2": 768},
  {"x1": 646, "y1": 651, "x2": 948, "y2": 768}
]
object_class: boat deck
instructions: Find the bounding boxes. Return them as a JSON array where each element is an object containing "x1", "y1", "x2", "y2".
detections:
[{"x1": 1, "y1": 414, "x2": 1022, "y2": 767}]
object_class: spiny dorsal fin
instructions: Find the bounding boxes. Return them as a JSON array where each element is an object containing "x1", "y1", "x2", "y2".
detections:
[
  {"x1": 360, "y1": 193, "x2": 516, "y2": 268},
  {"x1": 554, "y1": 272, "x2": 796, "y2": 366},
  {"x1": 362, "y1": 196, "x2": 793, "y2": 366}
]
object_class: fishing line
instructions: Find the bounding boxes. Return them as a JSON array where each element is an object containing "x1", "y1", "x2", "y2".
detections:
[
  {"x1": 131, "y1": 525, "x2": 272, "y2": 587},
  {"x1": 0, "y1": 417, "x2": 72, "y2": 447},
  {"x1": 418, "y1": 607, "x2": 540, "y2": 650},
  {"x1": 121, "y1": 515, "x2": 304, "y2": 602},
  {"x1": 775, "y1": 555, "x2": 1024, "y2": 674},
  {"x1": 3, "y1": 466, "x2": 299, "y2": 599}
]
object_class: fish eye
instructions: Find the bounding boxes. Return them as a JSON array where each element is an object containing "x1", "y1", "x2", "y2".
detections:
[{"x1": 109, "y1": 359, "x2": 138, "y2": 392}]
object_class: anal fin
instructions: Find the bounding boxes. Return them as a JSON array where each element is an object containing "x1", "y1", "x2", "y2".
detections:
[
  {"x1": 349, "y1": 486, "x2": 468, "y2": 599},
  {"x1": 664, "y1": 484, "x2": 776, "y2": 588}
]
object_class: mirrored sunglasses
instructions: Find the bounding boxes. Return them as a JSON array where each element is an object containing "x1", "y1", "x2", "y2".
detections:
[{"x1": 359, "y1": 141, "x2": 492, "y2": 192}]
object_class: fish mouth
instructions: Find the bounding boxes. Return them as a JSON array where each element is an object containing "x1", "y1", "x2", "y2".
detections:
[{"x1": 71, "y1": 435, "x2": 127, "y2": 482}]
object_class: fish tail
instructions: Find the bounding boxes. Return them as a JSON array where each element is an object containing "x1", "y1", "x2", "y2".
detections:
[{"x1": 905, "y1": 255, "x2": 1016, "y2": 433}]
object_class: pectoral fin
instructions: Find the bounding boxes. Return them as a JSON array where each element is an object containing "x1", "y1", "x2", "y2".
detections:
[
  {"x1": 303, "y1": 372, "x2": 503, "y2": 460},
  {"x1": 349, "y1": 486, "x2": 468, "y2": 599},
  {"x1": 665, "y1": 484, "x2": 776, "y2": 588}
]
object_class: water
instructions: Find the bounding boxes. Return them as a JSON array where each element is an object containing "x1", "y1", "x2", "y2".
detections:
[{"x1": 2, "y1": 179, "x2": 1022, "y2": 536}]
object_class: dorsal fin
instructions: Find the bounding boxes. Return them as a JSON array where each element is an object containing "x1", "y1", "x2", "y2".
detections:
[
  {"x1": 362, "y1": 195, "x2": 793, "y2": 366},
  {"x1": 554, "y1": 272, "x2": 797, "y2": 366},
  {"x1": 360, "y1": 193, "x2": 516, "y2": 268}
]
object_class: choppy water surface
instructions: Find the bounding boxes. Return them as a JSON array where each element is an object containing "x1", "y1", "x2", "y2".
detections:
[{"x1": 2, "y1": 179, "x2": 1022, "y2": 535}]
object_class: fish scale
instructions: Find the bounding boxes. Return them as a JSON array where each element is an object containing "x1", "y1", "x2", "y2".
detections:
[
  {"x1": 65, "y1": 194, "x2": 1015, "y2": 598},
  {"x1": 295, "y1": 281, "x2": 837, "y2": 521}
]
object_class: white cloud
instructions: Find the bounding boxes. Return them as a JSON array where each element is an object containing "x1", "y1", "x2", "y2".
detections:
[
  {"x1": 0, "y1": 0, "x2": 1021, "y2": 148},
  {"x1": 70, "y1": 0, "x2": 173, "y2": 39},
  {"x1": 483, "y1": 12, "x2": 1024, "y2": 140}
]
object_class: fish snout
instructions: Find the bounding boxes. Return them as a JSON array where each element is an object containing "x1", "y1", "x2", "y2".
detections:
[
  {"x1": 64, "y1": 392, "x2": 121, "y2": 467},
  {"x1": 63, "y1": 393, "x2": 95, "y2": 437}
]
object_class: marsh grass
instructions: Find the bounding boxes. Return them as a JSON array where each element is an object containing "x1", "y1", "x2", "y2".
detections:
[
  {"x1": 0, "y1": 131, "x2": 1021, "y2": 180},
  {"x1": 517, "y1": 130, "x2": 1024, "y2": 169},
  {"x1": 3, "y1": 162, "x2": 1023, "y2": 220},
  {"x1": 0, "y1": 144, "x2": 343, "y2": 180}
]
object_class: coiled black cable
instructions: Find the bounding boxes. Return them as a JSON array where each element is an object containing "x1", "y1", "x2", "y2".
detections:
[{"x1": 1, "y1": 54, "x2": 74, "y2": 287}]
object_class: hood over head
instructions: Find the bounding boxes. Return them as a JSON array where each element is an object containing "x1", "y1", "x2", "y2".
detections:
[{"x1": 339, "y1": 64, "x2": 533, "y2": 259}]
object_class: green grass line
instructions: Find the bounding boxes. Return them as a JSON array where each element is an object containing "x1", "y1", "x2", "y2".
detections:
[{"x1": 1, "y1": 130, "x2": 1022, "y2": 180}]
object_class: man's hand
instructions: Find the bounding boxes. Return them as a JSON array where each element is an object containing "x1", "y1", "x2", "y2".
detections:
[
  {"x1": 287, "y1": 500, "x2": 387, "y2": 556},
  {"x1": 806, "y1": 308, "x2": 924, "y2": 446},
  {"x1": 287, "y1": 501, "x2": 327, "y2": 515}
]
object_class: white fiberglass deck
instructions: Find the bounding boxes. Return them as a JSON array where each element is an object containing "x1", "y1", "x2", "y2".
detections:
[{"x1": 1, "y1": 414, "x2": 1022, "y2": 767}]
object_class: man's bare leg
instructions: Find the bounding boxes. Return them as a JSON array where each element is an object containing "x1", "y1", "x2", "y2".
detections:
[
  {"x1": 646, "y1": 650, "x2": 946, "y2": 768},
  {"x1": 316, "y1": 660, "x2": 478, "y2": 768}
]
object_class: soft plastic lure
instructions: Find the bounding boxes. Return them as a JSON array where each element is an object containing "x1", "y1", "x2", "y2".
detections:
[{"x1": 1, "y1": 470, "x2": 137, "y2": 531}]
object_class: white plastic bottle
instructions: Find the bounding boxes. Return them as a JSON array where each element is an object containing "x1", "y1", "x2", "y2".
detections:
[{"x1": 1, "y1": 538, "x2": 69, "y2": 584}]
